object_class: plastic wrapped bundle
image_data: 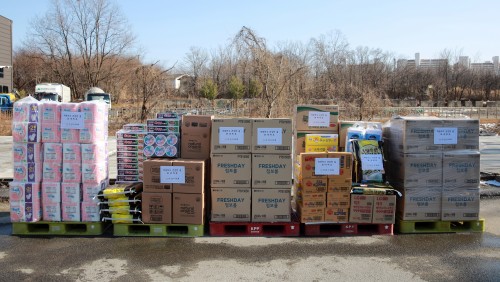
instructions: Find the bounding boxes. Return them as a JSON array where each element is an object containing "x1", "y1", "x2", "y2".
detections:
[{"x1": 96, "y1": 183, "x2": 143, "y2": 223}]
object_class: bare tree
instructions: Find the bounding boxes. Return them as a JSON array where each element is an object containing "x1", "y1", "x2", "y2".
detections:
[{"x1": 181, "y1": 47, "x2": 209, "y2": 99}]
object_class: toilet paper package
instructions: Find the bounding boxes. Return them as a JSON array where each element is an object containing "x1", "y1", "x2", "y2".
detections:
[
  {"x1": 79, "y1": 124, "x2": 108, "y2": 143},
  {"x1": 62, "y1": 162, "x2": 82, "y2": 183},
  {"x1": 13, "y1": 143, "x2": 42, "y2": 163},
  {"x1": 80, "y1": 101, "x2": 108, "y2": 124},
  {"x1": 13, "y1": 162, "x2": 42, "y2": 183},
  {"x1": 10, "y1": 200, "x2": 42, "y2": 222},
  {"x1": 42, "y1": 182, "x2": 61, "y2": 203},
  {"x1": 82, "y1": 163, "x2": 107, "y2": 184},
  {"x1": 62, "y1": 202, "x2": 81, "y2": 222},
  {"x1": 41, "y1": 123, "x2": 62, "y2": 143},
  {"x1": 60, "y1": 103, "x2": 80, "y2": 113},
  {"x1": 12, "y1": 122, "x2": 41, "y2": 143},
  {"x1": 63, "y1": 143, "x2": 81, "y2": 163},
  {"x1": 61, "y1": 129, "x2": 80, "y2": 143},
  {"x1": 81, "y1": 142, "x2": 107, "y2": 164},
  {"x1": 81, "y1": 202, "x2": 100, "y2": 222},
  {"x1": 13, "y1": 97, "x2": 41, "y2": 123},
  {"x1": 62, "y1": 182, "x2": 82, "y2": 204},
  {"x1": 43, "y1": 202, "x2": 61, "y2": 222},
  {"x1": 9, "y1": 182, "x2": 41, "y2": 202},
  {"x1": 82, "y1": 180, "x2": 107, "y2": 202},
  {"x1": 43, "y1": 143, "x2": 63, "y2": 162},
  {"x1": 40, "y1": 102, "x2": 61, "y2": 125},
  {"x1": 42, "y1": 161, "x2": 62, "y2": 182}
]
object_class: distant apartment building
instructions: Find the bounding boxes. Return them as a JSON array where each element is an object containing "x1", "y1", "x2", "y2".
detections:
[{"x1": 0, "y1": 15, "x2": 13, "y2": 93}]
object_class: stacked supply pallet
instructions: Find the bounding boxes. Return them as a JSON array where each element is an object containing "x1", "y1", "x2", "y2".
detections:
[{"x1": 116, "y1": 123, "x2": 147, "y2": 183}]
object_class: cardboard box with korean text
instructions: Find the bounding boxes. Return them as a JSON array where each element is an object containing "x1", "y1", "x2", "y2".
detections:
[
  {"x1": 441, "y1": 119, "x2": 479, "y2": 151},
  {"x1": 297, "y1": 192, "x2": 326, "y2": 208},
  {"x1": 372, "y1": 195, "x2": 396, "y2": 224},
  {"x1": 326, "y1": 192, "x2": 350, "y2": 208},
  {"x1": 252, "y1": 188, "x2": 291, "y2": 222},
  {"x1": 442, "y1": 151, "x2": 480, "y2": 188},
  {"x1": 386, "y1": 153, "x2": 443, "y2": 188},
  {"x1": 142, "y1": 192, "x2": 172, "y2": 224},
  {"x1": 299, "y1": 153, "x2": 328, "y2": 179},
  {"x1": 211, "y1": 118, "x2": 252, "y2": 153},
  {"x1": 143, "y1": 159, "x2": 173, "y2": 192},
  {"x1": 324, "y1": 208, "x2": 349, "y2": 222},
  {"x1": 326, "y1": 152, "x2": 353, "y2": 184},
  {"x1": 181, "y1": 115, "x2": 212, "y2": 159},
  {"x1": 211, "y1": 154, "x2": 251, "y2": 188},
  {"x1": 383, "y1": 117, "x2": 443, "y2": 154},
  {"x1": 210, "y1": 188, "x2": 251, "y2": 222},
  {"x1": 349, "y1": 194, "x2": 374, "y2": 223},
  {"x1": 252, "y1": 119, "x2": 292, "y2": 154},
  {"x1": 294, "y1": 105, "x2": 339, "y2": 132},
  {"x1": 297, "y1": 204, "x2": 324, "y2": 223},
  {"x1": 298, "y1": 178, "x2": 328, "y2": 194},
  {"x1": 172, "y1": 159, "x2": 206, "y2": 194},
  {"x1": 441, "y1": 187, "x2": 480, "y2": 221},
  {"x1": 305, "y1": 133, "x2": 338, "y2": 153},
  {"x1": 397, "y1": 187, "x2": 442, "y2": 220},
  {"x1": 172, "y1": 193, "x2": 205, "y2": 224},
  {"x1": 252, "y1": 154, "x2": 292, "y2": 188}
]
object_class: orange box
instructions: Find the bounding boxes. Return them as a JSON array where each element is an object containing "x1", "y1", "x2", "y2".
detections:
[
  {"x1": 326, "y1": 152, "x2": 353, "y2": 183},
  {"x1": 324, "y1": 208, "x2": 349, "y2": 222},
  {"x1": 299, "y1": 153, "x2": 328, "y2": 179},
  {"x1": 298, "y1": 178, "x2": 328, "y2": 193}
]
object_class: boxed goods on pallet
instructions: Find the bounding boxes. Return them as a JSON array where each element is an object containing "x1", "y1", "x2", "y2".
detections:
[
  {"x1": 171, "y1": 159, "x2": 206, "y2": 193},
  {"x1": 397, "y1": 187, "x2": 442, "y2": 220},
  {"x1": 181, "y1": 115, "x2": 212, "y2": 159},
  {"x1": 211, "y1": 153, "x2": 251, "y2": 188},
  {"x1": 173, "y1": 193, "x2": 205, "y2": 224},
  {"x1": 442, "y1": 151, "x2": 480, "y2": 187},
  {"x1": 251, "y1": 154, "x2": 292, "y2": 188},
  {"x1": 349, "y1": 195, "x2": 374, "y2": 223},
  {"x1": 297, "y1": 178, "x2": 327, "y2": 194},
  {"x1": 298, "y1": 192, "x2": 326, "y2": 208},
  {"x1": 372, "y1": 195, "x2": 396, "y2": 224},
  {"x1": 386, "y1": 152, "x2": 442, "y2": 187},
  {"x1": 252, "y1": 118, "x2": 292, "y2": 154},
  {"x1": 294, "y1": 105, "x2": 339, "y2": 132},
  {"x1": 211, "y1": 188, "x2": 251, "y2": 222},
  {"x1": 441, "y1": 187, "x2": 480, "y2": 221},
  {"x1": 298, "y1": 205, "x2": 324, "y2": 223},
  {"x1": 143, "y1": 159, "x2": 173, "y2": 192},
  {"x1": 304, "y1": 133, "x2": 338, "y2": 153},
  {"x1": 324, "y1": 207, "x2": 349, "y2": 222},
  {"x1": 211, "y1": 118, "x2": 252, "y2": 153},
  {"x1": 251, "y1": 188, "x2": 291, "y2": 222},
  {"x1": 142, "y1": 192, "x2": 172, "y2": 224},
  {"x1": 10, "y1": 182, "x2": 42, "y2": 222}
]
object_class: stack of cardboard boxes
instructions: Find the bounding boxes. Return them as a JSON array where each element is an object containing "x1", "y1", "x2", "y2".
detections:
[{"x1": 384, "y1": 117, "x2": 480, "y2": 221}]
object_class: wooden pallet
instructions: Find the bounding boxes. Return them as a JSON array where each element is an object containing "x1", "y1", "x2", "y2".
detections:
[
  {"x1": 113, "y1": 223, "x2": 205, "y2": 237},
  {"x1": 396, "y1": 219, "x2": 485, "y2": 234},
  {"x1": 209, "y1": 221, "x2": 300, "y2": 237},
  {"x1": 303, "y1": 222, "x2": 394, "y2": 236},
  {"x1": 12, "y1": 221, "x2": 108, "y2": 236}
]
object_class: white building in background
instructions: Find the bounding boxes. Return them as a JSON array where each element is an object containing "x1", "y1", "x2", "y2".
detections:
[
  {"x1": 398, "y1": 53, "x2": 500, "y2": 75},
  {"x1": 0, "y1": 15, "x2": 13, "y2": 93}
]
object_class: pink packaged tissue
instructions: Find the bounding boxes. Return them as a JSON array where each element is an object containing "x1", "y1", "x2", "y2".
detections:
[
  {"x1": 12, "y1": 122, "x2": 41, "y2": 143},
  {"x1": 62, "y1": 163, "x2": 82, "y2": 183},
  {"x1": 62, "y1": 202, "x2": 81, "y2": 222},
  {"x1": 40, "y1": 101, "x2": 61, "y2": 125},
  {"x1": 42, "y1": 162, "x2": 62, "y2": 182},
  {"x1": 43, "y1": 143, "x2": 63, "y2": 162},
  {"x1": 13, "y1": 162, "x2": 42, "y2": 183},
  {"x1": 63, "y1": 143, "x2": 81, "y2": 163},
  {"x1": 80, "y1": 101, "x2": 108, "y2": 124},
  {"x1": 41, "y1": 123, "x2": 62, "y2": 143},
  {"x1": 10, "y1": 200, "x2": 42, "y2": 222},
  {"x1": 9, "y1": 182, "x2": 41, "y2": 202},
  {"x1": 60, "y1": 103, "x2": 80, "y2": 113},
  {"x1": 13, "y1": 143, "x2": 42, "y2": 163},
  {"x1": 61, "y1": 182, "x2": 81, "y2": 204},
  {"x1": 79, "y1": 124, "x2": 108, "y2": 143},
  {"x1": 61, "y1": 129, "x2": 80, "y2": 143},
  {"x1": 82, "y1": 181, "x2": 107, "y2": 202},
  {"x1": 82, "y1": 163, "x2": 108, "y2": 183},
  {"x1": 81, "y1": 202, "x2": 100, "y2": 222},
  {"x1": 42, "y1": 182, "x2": 61, "y2": 203},
  {"x1": 42, "y1": 202, "x2": 61, "y2": 222},
  {"x1": 81, "y1": 142, "x2": 107, "y2": 164},
  {"x1": 13, "y1": 98, "x2": 40, "y2": 123}
]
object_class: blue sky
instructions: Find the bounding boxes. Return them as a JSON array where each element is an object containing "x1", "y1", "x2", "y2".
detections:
[{"x1": 2, "y1": 0, "x2": 499, "y2": 65}]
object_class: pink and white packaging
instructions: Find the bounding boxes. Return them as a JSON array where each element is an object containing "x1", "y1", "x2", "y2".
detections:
[
  {"x1": 61, "y1": 129, "x2": 80, "y2": 143},
  {"x1": 81, "y1": 202, "x2": 100, "y2": 222},
  {"x1": 79, "y1": 123, "x2": 108, "y2": 143},
  {"x1": 61, "y1": 182, "x2": 81, "y2": 204},
  {"x1": 60, "y1": 103, "x2": 80, "y2": 113},
  {"x1": 81, "y1": 142, "x2": 107, "y2": 164},
  {"x1": 62, "y1": 162, "x2": 82, "y2": 183},
  {"x1": 43, "y1": 143, "x2": 63, "y2": 162},
  {"x1": 12, "y1": 122, "x2": 41, "y2": 143},
  {"x1": 63, "y1": 143, "x2": 81, "y2": 163},
  {"x1": 9, "y1": 182, "x2": 41, "y2": 202},
  {"x1": 42, "y1": 202, "x2": 61, "y2": 222},
  {"x1": 42, "y1": 182, "x2": 61, "y2": 203},
  {"x1": 40, "y1": 101, "x2": 61, "y2": 125},
  {"x1": 10, "y1": 200, "x2": 42, "y2": 222},
  {"x1": 13, "y1": 143, "x2": 42, "y2": 163},
  {"x1": 13, "y1": 97, "x2": 41, "y2": 123},
  {"x1": 13, "y1": 162, "x2": 42, "y2": 183},
  {"x1": 82, "y1": 163, "x2": 108, "y2": 184},
  {"x1": 41, "y1": 123, "x2": 62, "y2": 143},
  {"x1": 62, "y1": 202, "x2": 81, "y2": 222},
  {"x1": 82, "y1": 181, "x2": 107, "y2": 202},
  {"x1": 42, "y1": 162, "x2": 62, "y2": 182},
  {"x1": 80, "y1": 101, "x2": 108, "y2": 124}
]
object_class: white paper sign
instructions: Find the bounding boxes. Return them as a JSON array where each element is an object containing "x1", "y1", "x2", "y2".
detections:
[
  {"x1": 61, "y1": 112, "x2": 84, "y2": 129},
  {"x1": 308, "y1": 111, "x2": 330, "y2": 127},
  {"x1": 315, "y1": 158, "x2": 340, "y2": 175},
  {"x1": 160, "y1": 166, "x2": 185, "y2": 183},
  {"x1": 434, "y1": 127, "x2": 458, "y2": 144},
  {"x1": 361, "y1": 155, "x2": 384, "y2": 170},
  {"x1": 257, "y1": 128, "x2": 282, "y2": 145},
  {"x1": 219, "y1": 127, "x2": 244, "y2": 144}
]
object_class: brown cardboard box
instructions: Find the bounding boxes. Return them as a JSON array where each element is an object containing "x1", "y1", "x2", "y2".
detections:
[
  {"x1": 143, "y1": 159, "x2": 173, "y2": 192},
  {"x1": 326, "y1": 192, "x2": 351, "y2": 208},
  {"x1": 441, "y1": 187, "x2": 480, "y2": 221},
  {"x1": 383, "y1": 117, "x2": 443, "y2": 154},
  {"x1": 349, "y1": 194, "x2": 374, "y2": 223},
  {"x1": 297, "y1": 192, "x2": 326, "y2": 208},
  {"x1": 211, "y1": 153, "x2": 251, "y2": 188},
  {"x1": 211, "y1": 187, "x2": 251, "y2": 222},
  {"x1": 252, "y1": 154, "x2": 292, "y2": 188},
  {"x1": 295, "y1": 131, "x2": 322, "y2": 156},
  {"x1": 299, "y1": 153, "x2": 328, "y2": 179},
  {"x1": 294, "y1": 105, "x2": 339, "y2": 132},
  {"x1": 441, "y1": 119, "x2": 479, "y2": 151},
  {"x1": 142, "y1": 192, "x2": 172, "y2": 224},
  {"x1": 252, "y1": 188, "x2": 291, "y2": 222},
  {"x1": 252, "y1": 119, "x2": 292, "y2": 154},
  {"x1": 172, "y1": 193, "x2": 205, "y2": 224},
  {"x1": 172, "y1": 159, "x2": 206, "y2": 193},
  {"x1": 326, "y1": 152, "x2": 353, "y2": 183},
  {"x1": 442, "y1": 151, "x2": 480, "y2": 188},
  {"x1": 211, "y1": 118, "x2": 252, "y2": 153},
  {"x1": 386, "y1": 153, "x2": 443, "y2": 188},
  {"x1": 297, "y1": 204, "x2": 324, "y2": 223},
  {"x1": 327, "y1": 182, "x2": 351, "y2": 193},
  {"x1": 298, "y1": 178, "x2": 328, "y2": 193},
  {"x1": 181, "y1": 115, "x2": 212, "y2": 159},
  {"x1": 372, "y1": 195, "x2": 396, "y2": 224},
  {"x1": 397, "y1": 187, "x2": 442, "y2": 220},
  {"x1": 339, "y1": 121, "x2": 357, "y2": 149},
  {"x1": 324, "y1": 208, "x2": 349, "y2": 222}
]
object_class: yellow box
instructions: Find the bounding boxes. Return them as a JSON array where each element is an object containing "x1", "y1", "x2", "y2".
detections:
[
  {"x1": 305, "y1": 134, "x2": 339, "y2": 147},
  {"x1": 305, "y1": 145, "x2": 338, "y2": 153}
]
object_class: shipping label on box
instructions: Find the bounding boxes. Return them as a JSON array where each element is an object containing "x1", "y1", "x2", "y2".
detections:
[
  {"x1": 397, "y1": 187, "x2": 442, "y2": 220},
  {"x1": 252, "y1": 188, "x2": 291, "y2": 222},
  {"x1": 294, "y1": 105, "x2": 339, "y2": 131},
  {"x1": 172, "y1": 159, "x2": 206, "y2": 193},
  {"x1": 349, "y1": 194, "x2": 374, "y2": 223},
  {"x1": 211, "y1": 154, "x2": 251, "y2": 188},
  {"x1": 181, "y1": 115, "x2": 212, "y2": 159},
  {"x1": 172, "y1": 193, "x2": 205, "y2": 225},
  {"x1": 299, "y1": 153, "x2": 328, "y2": 179},
  {"x1": 442, "y1": 152, "x2": 480, "y2": 188},
  {"x1": 324, "y1": 208, "x2": 349, "y2": 222},
  {"x1": 372, "y1": 195, "x2": 396, "y2": 224},
  {"x1": 142, "y1": 192, "x2": 172, "y2": 224},
  {"x1": 387, "y1": 153, "x2": 443, "y2": 188},
  {"x1": 252, "y1": 154, "x2": 292, "y2": 188},
  {"x1": 298, "y1": 178, "x2": 328, "y2": 193},
  {"x1": 143, "y1": 159, "x2": 173, "y2": 192},
  {"x1": 211, "y1": 118, "x2": 252, "y2": 153},
  {"x1": 252, "y1": 118, "x2": 292, "y2": 154},
  {"x1": 211, "y1": 188, "x2": 251, "y2": 222},
  {"x1": 441, "y1": 187, "x2": 480, "y2": 221}
]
